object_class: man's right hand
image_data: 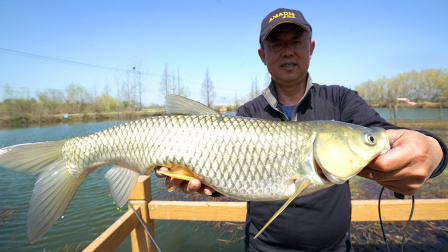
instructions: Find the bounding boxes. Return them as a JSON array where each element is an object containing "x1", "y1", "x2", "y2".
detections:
[{"x1": 154, "y1": 167, "x2": 215, "y2": 195}]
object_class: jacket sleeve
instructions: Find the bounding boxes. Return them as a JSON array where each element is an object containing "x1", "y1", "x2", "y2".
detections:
[
  {"x1": 236, "y1": 105, "x2": 251, "y2": 117},
  {"x1": 337, "y1": 87, "x2": 447, "y2": 177}
]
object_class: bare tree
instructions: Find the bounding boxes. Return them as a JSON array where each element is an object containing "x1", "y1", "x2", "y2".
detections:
[
  {"x1": 201, "y1": 68, "x2": 216, "y2": 107},
  {"x1": 234, "y1": 93, "x2": 240, "y2": 108},
  {"x1": 38, "y1": 89, "x2": 64, "y2": 113},
  {"x1": 65, "y1": 84, "x2": 92, "y2": 113},
  {"x1": 159, "y1": 64, "x2": 191, "y2": 100},
  {"x1": 114, "y1": 73, "x2": 122, "y2": 112},
  {"x1": 250, "y1": 77, "x2": 260, "y2": 100},
  {"x1": 176, "y1": 68, "x2": 182, "y2": 94},
  {"x1": 103, "y1": 80, "x2": 111, "y2": 96},
  {"x1": 2, "y1": 84, "x2": 15, "y2": 101},
  {"x1": 173, "y1": 68, "x2": 190, "y2": 97},
  {"x1": 264, "y1": 71, "x2": 271, "y2": 87},
  {"x1": 159, "y1": 63, "x2": 172, "y2": 98},
  {"x1": 121, "y1": 70, "x2": 135, "y2": 109},
  {"x1": 133, "y1": 64, "x2": 145, "y2": 110}
]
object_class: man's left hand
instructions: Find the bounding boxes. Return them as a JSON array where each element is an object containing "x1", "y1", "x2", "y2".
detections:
[{"x1": 358, "y1": 129, "x2": 443, "y2": 196}]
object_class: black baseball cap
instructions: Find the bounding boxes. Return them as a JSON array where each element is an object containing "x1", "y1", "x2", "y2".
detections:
[{"x1": 259, "y1": 8, "x2": 312, "y2": 44}]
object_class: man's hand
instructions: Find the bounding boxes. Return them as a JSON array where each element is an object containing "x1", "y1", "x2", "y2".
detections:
[
  {"x1": 154, "y1": 167, "x2": 215, "y2": 195},
  {"x1": 358, "y1": 129, "x2": 443, "y2": 196}
]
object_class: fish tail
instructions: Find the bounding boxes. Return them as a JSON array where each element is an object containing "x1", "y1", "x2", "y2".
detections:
[{"x1": 0, "y1": 140, "x2": 84, "y2": 243}]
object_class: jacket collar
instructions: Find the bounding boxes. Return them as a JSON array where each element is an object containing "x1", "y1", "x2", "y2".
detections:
[{"x1": 262, "y1": 73, "x2": 314, "y2": 120}]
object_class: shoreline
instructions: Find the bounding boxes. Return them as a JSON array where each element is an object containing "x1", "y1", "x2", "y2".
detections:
[
  {"x1": 0, "y1": 110, "x2": 447, "y2": 131},
  {"x1": 0, "y1": 110, "x2": 166, "y2": 128}
]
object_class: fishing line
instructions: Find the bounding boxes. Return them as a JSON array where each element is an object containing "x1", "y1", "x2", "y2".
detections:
[
  {"x1": 378, "y1": 187, "x2": 415, "y2": 252},
  {"x1": 129, "y1": 203, "x2": 163, "y2": 252}
]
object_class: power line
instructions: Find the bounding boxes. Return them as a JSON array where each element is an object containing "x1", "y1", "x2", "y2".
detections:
[
  {"x1": 0, "y1": 47, "x2": 132, "y2": 72},
  {"x1": 0, "y1": 47, "x2": 249, "y2": 92}
]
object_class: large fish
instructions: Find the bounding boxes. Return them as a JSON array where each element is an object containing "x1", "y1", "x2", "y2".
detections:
[{"x1": 0, "y1": 95, "x2": 389, "y2": 243}]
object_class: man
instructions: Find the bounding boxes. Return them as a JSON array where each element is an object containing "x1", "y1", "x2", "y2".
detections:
[{"x1": 156, "y1": 8, "x2": 447, "y2": 251}]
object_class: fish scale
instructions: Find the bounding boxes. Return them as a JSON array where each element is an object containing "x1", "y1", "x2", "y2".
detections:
[{"x1": 62, "y1": 115, "x2": 310, "y2": 201}]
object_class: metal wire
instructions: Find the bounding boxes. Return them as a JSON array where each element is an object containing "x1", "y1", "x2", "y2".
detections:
[
  {"x1": 378, "y1": 187, "x2": 415, "y2": 252},
  {"x1": 129, "y1": 203, "x2": 163, "y2": 252},
  {"x1": 401, "y1": 195, "x2": 415, "y2": 252},
  {"x1": 378, "y1": 187, "x2": 391, "y2": 252}
]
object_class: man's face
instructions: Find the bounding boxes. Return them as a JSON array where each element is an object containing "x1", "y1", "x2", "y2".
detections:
[{"x1": 259, "y1": 24, "x2": 315, "y2": 87}]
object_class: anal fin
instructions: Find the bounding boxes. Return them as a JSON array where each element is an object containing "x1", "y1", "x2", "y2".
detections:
[
  {"x1": 104, "y1": 165, "x2": 140, "y2": 207},
  {"x1": 254, "y1": 178, "x2": 312, "y2": 239}
]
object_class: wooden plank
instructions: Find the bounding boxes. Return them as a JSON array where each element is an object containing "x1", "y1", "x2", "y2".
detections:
[
  {"x1": 129, "y1": 175, "x2": 155, "y2": 252},
  {"x1": 148, "y1": 201, "x2": 247, "y2": 222},
  {"x1": 129, "y1": 176, "x2": 152, "y2": 201},
  {"x1": 85, "y1": 198, "x2": 448, "y2": 250},
  {"x1": 84, "y1": 205, "x2": 141, "y2": 252},
  {"x1": 352, "y1": 199, "x2": 448, "y2": 221},
  {"x1": 130, "y1": 200, "x2": 156, "y2": 252},
  {"x1": 148, "y1": 199, "x2": 448, "y2": 222}
]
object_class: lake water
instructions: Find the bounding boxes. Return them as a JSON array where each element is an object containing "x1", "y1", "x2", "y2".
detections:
[
  {"x1": 0, "y1": 121, "x2": 245, "y2": 251},
  {"x1": 227, "y1": 107, "x2": 448, "y2": 120},
  {"x1": 373, "y1": 107, "x2": 447, "y2": 120},
  {"x1": 0, "y1": 108, "x2": 446, "y2": 251}
]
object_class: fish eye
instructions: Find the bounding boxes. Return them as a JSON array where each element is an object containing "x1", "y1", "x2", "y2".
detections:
[{"x1": 365, "y1": 134, "x2": 376, "y2": 145}]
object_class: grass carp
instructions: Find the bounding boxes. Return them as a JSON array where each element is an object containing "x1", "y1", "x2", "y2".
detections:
[{"x1": 0, "y1": 95, "x2": 389, "y2": 243}]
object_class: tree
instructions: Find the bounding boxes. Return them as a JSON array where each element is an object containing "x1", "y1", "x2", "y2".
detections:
[
  {"x1": 249, "y1": 77, "x2": 260, "y2": 100},
  {"x1": 420, "y1": 69, "x2": 448, "y2": 119},
  {"x1": 96, "y1": 95, "x2": 119, "y2": 112},
  {"x1": 65, "y1": 84, "x2": 92, "y2": 113},
  {"x1": 133, "y1": 64, "x2": 145, "y2": 110},
  {"x1": 160, "y1": 65, "x2": 190, "y2": 98},
  {"x1": 121, "y1": 70, "x2": 136, "y2": 110},
  {"x1": 38, "y1": 89, "x2": 64, "y2": 113},
  {"x1": 159, "y1": 63, "x2": 172, "y2": 98},
  {"x1": 201, "y1": 68, "x2": 216, "y2": 107},
  {"x1": 264, "y1": 71, "x2": 271, "y2": 87},
  {"x1": 173, "y1": 68, "x2": 190, "y2": 97},
  {"x1": 2, "y1": 84, "x2": 15, "y2": 101},
  {"x1": 103, "y1": 80, "x2": 111, "y2": 96},
  {"x1": 234, "y1": 93, "x2": 240, "y2": 108},
  {"x1": 420, "y1": 69, "x2": 446, "y2": 102},
  {"x1": 355, "y1": 68, "x2": 448, "y2": 122}
]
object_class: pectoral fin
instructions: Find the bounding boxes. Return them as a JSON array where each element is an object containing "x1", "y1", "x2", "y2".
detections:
[
  {"x1": 158, "y1": 165, "x2": 202, "y2": 192},
  {"x1": 254, "y1": 178, "x2": 312, "y2": 239}
]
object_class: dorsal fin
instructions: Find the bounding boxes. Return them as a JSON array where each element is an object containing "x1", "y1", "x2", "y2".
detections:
[{"x1": 165, "y1": 95, "x2": 219, "y2": 115}]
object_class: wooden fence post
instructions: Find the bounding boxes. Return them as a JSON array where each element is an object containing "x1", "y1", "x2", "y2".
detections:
[{"x1": 128, "y1": 175, "x2": 156, "y2": 252}]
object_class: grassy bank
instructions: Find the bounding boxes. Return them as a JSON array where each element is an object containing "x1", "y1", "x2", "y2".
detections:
[
  {"x1": 388, "y1": 119, "x2": 448, "y2": 143},
  {"x1": 0, "y1": 110, "x2": 166, "y2": 128},
  {"x1": 1, "y1": 110, "x2": 447, "y2": 134},
  {"x1": 389, "y1": 119, "x2": 448, "y2": 130}
]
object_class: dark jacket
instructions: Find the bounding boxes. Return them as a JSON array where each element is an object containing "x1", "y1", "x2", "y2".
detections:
[{"x1": 237, "y1": 77, "x2": 447, "y2": 251}]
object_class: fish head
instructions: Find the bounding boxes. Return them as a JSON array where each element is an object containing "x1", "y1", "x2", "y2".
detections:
[{"x1": 313, "y1": 122, "x2": 390, "y2": 184}]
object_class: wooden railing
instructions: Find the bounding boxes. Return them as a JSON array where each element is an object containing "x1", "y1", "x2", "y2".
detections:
[{"x1": 84, "y1": 176, "x2": 448, "y2": 252}]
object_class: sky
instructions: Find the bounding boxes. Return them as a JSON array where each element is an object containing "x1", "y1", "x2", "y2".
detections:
[{"x1": 1, "y1": 0, "x2": 447, "y2": 105}]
